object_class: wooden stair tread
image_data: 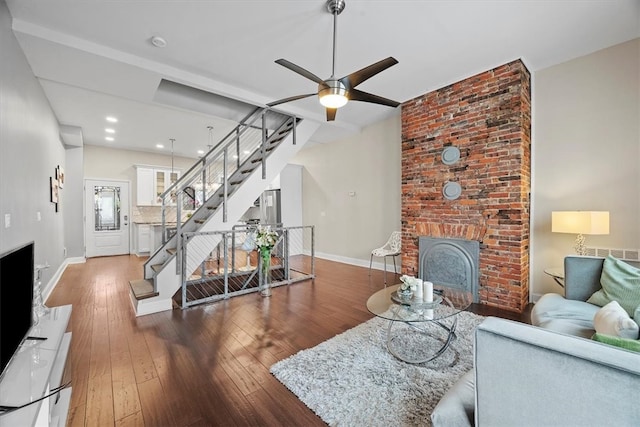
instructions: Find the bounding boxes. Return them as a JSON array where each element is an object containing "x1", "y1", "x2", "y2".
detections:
[
  {"x1": 166, "y1": 248, "x2": 176, "y2": 255},
  {"x1": 129, "y1": 279, "x2": 159, "y2": 300},
  {"x1": 151, "y1": 264, "x2": 163, "y2": 272}
]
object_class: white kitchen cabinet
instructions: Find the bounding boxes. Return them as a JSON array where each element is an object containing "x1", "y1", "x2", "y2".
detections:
[
  {"x1": 134, "y1": 223, "x2": 151, "y2": 255},
  {"x1": 135, "y1": 165, "x2": 180, "y2": 206}
]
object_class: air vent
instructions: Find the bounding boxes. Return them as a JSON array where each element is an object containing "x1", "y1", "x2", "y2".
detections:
[{"x1": 586, "y1": 247, "x2": 640, "y2": 261}]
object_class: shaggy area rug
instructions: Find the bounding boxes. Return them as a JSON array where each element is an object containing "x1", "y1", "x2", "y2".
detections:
[{"x1": 270, "y1": 311, "x2": 486, "y2": 426}]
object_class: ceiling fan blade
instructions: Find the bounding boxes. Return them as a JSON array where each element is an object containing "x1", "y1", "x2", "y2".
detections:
[
  {"x1": 267, "y1": 93, "x2": 316, "y2": 107},
  {"x1": 340, "y1": 57, "x2": 398, "y2": 88},
  {"x1": 275, "y1": 59, "x2": 328, "y2": 86},
  {"x1": 349, "y1": 88, "x2": 400, "y2": 107},
  {"x1": 326, "y1": 108, "x2": 337, "y2": 121}
]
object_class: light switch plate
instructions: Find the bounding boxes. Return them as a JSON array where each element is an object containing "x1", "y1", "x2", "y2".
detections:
[{"x1": 4, "y1": 213, "x2": 10, "y2": 228}]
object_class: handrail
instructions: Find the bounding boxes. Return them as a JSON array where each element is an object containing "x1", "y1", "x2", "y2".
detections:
[
  {"x1": 178, "y1": 225, "x2": 315, "y2": 308},
  {"x1": 159, "y1": 107, "x2": 294, "y2": 239},
  {"x1": 146, "y1": 106, "x2": 299, "y2": 279},
  {"x1": 159, "y1": 106, "x2": 262, "y2": 201}
]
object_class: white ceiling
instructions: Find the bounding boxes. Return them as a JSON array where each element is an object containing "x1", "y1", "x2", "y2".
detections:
[{"x1": 6, "y1": 0, "x2": 640, "y2": 159}]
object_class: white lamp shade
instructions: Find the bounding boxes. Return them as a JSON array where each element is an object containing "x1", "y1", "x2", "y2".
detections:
[{"x1": 551, "y1": 211, "x2": 610, "y2": 235}]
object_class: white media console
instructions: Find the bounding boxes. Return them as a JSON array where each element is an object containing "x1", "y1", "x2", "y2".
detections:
[{"x1": 0, "y1": 305, "x2": 72, "y2": 427}]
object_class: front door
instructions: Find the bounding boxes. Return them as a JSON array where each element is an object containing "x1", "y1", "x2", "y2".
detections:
[{"x1": 85, "y1": 179, "x2": 130, "y2": 257}]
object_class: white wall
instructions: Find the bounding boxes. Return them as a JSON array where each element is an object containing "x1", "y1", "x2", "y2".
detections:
[
  {"x1": 83, "y1": 144, "x2": 196, "y2": 192},
  {"x1": 0, "y1": 1, "x2": 66, "y2": 286},
  {"x1": 532, "y1": 38, "x2": 640, "y2": 298},
  {"x1": 292, "y1": 114, "x2": 402, "y2": 267}
]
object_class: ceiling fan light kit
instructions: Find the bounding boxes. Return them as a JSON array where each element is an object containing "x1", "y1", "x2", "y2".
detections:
[
  {"x1": 268, "y1": 0, "x2": 399, "y2": 121},
  {"x1": 318, "y1": 81, "x2": 348, "y2": 108}
]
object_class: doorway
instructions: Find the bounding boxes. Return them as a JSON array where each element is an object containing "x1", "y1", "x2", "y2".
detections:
[{"x1": 85, "y1": 179, "x2": 130, "y2": 257}]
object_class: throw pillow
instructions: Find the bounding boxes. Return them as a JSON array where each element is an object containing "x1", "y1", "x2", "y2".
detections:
[
  {"x1": 593, "y1": 300, "x2": 639, "y2": 339},
  {"x1": 635, "y1": 305, "x2": 640, "y2": 330},
  {"x1": 592, "y1": 333, "x2": 640, "y2": 353},
  {"x1": 587, "y1": 255, "x2": 640, "y2": 316}
]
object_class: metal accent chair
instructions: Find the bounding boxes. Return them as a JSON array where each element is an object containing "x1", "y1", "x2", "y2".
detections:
[{"x1": 369, "y1": 231, "x2": 402, "y2": 285}]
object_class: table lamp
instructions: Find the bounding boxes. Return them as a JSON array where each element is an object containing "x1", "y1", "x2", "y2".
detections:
[{"x1": 551, "y1": 211, "x2": 609, "y2": 256}]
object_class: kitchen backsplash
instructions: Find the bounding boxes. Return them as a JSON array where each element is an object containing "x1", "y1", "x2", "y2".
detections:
[{"x1": 132, "y1": 206, "x2": 193, "y2": 224}]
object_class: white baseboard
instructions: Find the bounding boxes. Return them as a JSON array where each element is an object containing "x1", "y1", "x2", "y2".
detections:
[
  {"x1": 311, "y1": 250, "x2": 400, "y2": 273},
  {"x1": 41, "y1": 257, "x2": 86, "y2": 303}
]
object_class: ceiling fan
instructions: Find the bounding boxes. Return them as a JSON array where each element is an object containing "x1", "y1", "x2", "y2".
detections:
[{"x1": 267, "y1": 0, "x2": 400, "y2": 122}]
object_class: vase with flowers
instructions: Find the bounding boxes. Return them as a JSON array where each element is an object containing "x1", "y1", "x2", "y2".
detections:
[
  {"x1": 255, "y1": 225, "x2": 278, "y2": 297},
  {"x1": 399, "y1": 274, "x2": 422, "y2": 301}
]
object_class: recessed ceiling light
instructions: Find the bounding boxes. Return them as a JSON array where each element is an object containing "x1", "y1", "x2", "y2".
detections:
[
  {"x1": 105, "y1": 128, "x2": 115, "y2": 134},
  {"x1": 150, "y1": 36, "x2": 167, "y2": 48},
  {"x1": 197, "y1": 149, "x2": 204, "y2": 155},
  {"x1": 105, "y1": 136, "x2": 114, "y2": 142},
  {"x1": 106, "y1": 116, "x2": 118, "y2": 123},
  {"x1": 156, "y1": 144, "x2": 164, "y2": 149}
]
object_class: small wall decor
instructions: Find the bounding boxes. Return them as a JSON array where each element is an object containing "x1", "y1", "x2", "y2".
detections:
[
  {"x1": 57, "y1": 166, "x2": 65, "y2": 188},
  {"x1": 442, "y1": 181, "x2": 462, "y2": 200},
  {"x1": 50, "y1": 176, "x2": 59, "y2": 204},
  {"x1": 441, "y1": 146, "x2": 460, "y2": 165},
  {"x1": 50, "y1": 166, "x2": 63, "y2": 212}
]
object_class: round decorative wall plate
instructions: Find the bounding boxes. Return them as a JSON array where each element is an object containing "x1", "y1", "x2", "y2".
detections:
[
  {"x1": 443, "y1": 181, "x2": 462, "y2": 200},
  {"x1": 441, "y1": 146, "x2": 460, "y2": 165}
]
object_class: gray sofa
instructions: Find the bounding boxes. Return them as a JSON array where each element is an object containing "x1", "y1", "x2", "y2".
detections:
[
  {"x1": 432, "y1": 256, "x2": 640, "y2": 426},
  {"x1": 531, "y1": 255, "x2": 640, "y2": 338}
]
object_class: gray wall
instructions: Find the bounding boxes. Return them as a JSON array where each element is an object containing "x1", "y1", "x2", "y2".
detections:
[
  {"x1": 63, "y1": 146, "x2": 84, "y2": 258},
  {"x1": 292, "y1": 115, "x2": 402, "y2": 268},
  {"x1": 531, "y1": 38, "x2": 640, "y2": 298},
  {"x1": 0, "y1": 0, "x2": 66, "y2": 285}
]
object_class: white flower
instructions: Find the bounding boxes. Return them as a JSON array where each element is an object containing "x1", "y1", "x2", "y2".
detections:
[
  {"x1": 255, "y1": 225, "x2": 278, "y2": 250},
  {"x1": 400, "y1": 275, "x2": 421, "y2": 291}
]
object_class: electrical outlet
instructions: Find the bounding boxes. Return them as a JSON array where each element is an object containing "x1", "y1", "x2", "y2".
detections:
[{"x1": 4, "y1": 214, "x2": 10, "y2": 228}]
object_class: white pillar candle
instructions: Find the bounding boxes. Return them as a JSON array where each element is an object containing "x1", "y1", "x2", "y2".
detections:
[
  {"x1": 414, "y1": 279, "x2": 423, "y2": 301},
  {"x1": 423, "y1": 281, "x2": 433, "y2": 302}
]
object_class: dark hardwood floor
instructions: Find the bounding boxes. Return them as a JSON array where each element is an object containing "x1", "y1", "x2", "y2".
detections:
[{"x1": 47, "y1": 255, "x2": 530, "y2": 426}]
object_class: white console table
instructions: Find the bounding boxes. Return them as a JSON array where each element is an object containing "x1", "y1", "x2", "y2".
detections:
[{"x1": 0, "y1": 305, "x2": 72, "y2": 427}]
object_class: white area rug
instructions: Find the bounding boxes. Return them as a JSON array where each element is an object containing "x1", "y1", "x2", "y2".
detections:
[{"x1": 270, "y1": 311, "x2": 485, "y2": 426}]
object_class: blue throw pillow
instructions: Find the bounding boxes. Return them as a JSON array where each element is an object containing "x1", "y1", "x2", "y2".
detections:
[{"x1": 587, "y1": 255, "x2": 640, "y2": 316}]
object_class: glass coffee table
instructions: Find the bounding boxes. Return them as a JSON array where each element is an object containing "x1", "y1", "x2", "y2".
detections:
[{"x1": 366, "y1": 284, "x2": 472, "y2": 364}]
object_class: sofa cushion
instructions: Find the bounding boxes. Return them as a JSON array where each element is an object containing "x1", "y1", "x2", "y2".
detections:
[
  {"x1": 592, "y1": 333, "x2": 640, "y2": 353},
  {"x1": 593, "y1": 300, "x2": 639, "y2": 339},
  {"x1": 430, "y1": 369, "x2": 474, "y2": 427},
  {"x1": 530, "y1": 293, "x2": 599, "y2": 339},
  {"x1": 587, "y1": 255, "x2": 640, "y2": 316}
]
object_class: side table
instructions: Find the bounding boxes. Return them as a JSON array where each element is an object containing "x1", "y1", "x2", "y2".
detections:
[{"x1": 544, "y1": 267, "x2": 564, "y2": 287}]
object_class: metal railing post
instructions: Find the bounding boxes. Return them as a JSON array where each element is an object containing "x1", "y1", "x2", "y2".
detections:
[
  {"x1": 292, "y1": 116, "x2": 297, "y2": 145},
  {"x1": 176, "y1": 190, "x2": 183, "y2": 274},
  {"x1": 181, "y1": 233, "x2": 188, "y2": 308},
  {"x1": 311, "y1": 225, "x2": 315, "y2": 277},
  {"x1": 235, "y1": 128, "x2": 241, "y2": 169},
  {"x1": 200, "y1": 158, "x2": 206, "y2": 207},
  {"x1": 261, "y1": 112, "x2": 267, "y2": 180},
  {"x1": 222, "y1": 148, "x2": 228, "y2": 222}
]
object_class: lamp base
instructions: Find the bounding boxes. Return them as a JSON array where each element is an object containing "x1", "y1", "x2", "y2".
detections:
[{"x1": 574, "y1": 233, "x2": 588, "y2": 256}]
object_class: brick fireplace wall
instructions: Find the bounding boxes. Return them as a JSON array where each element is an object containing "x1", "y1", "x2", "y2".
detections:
[{"x1": 401, "y1": 60, "x2": 531, "y2": 313}]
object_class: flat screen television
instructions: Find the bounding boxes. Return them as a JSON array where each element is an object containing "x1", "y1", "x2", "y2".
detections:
[{"x1": 0, "y1": 241, "x2": 34, "y2": 378}]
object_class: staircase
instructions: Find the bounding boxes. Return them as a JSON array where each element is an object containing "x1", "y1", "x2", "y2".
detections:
[{"x1": 128, "y1": 107, "x2": 319, "y2": 316}]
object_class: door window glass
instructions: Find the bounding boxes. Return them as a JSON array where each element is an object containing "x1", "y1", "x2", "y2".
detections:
[{"x1": 94, "y1": 186, "x2": 121, "y2": 231}]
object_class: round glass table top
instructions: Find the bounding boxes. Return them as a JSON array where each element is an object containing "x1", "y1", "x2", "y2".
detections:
[{"x1": 366, "y1": 283, "x2": 473, "y2": 322}]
